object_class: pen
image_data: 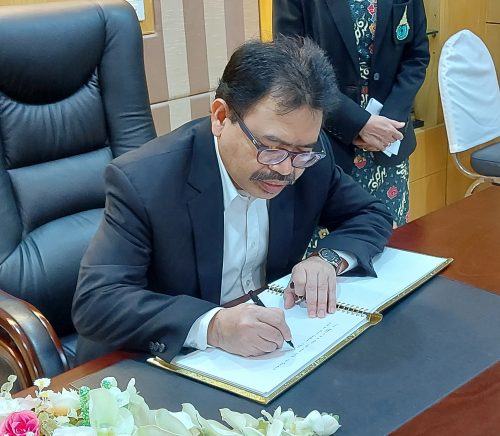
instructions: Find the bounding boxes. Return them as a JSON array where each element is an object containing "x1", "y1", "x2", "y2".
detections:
[{"x1": 248, "y1": 290, "x2": 295, "y2": 349}]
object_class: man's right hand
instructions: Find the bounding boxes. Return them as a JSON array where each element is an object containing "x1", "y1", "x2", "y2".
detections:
[
  {"x1": 357, "y1": 115, "x2": 405, "y2": 151},
  {"x1": 207, "y1": 304, "x2": 292, "y2": 357}
]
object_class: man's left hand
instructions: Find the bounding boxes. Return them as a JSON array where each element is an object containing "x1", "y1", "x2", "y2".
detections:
[{"x1": 284, "y1": 256, "x2": 338, "y2": 318}]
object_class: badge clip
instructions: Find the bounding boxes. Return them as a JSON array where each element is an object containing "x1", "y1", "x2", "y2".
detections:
[{"x1": 396, "y1": 5, "x2": 410, "y2": 41}]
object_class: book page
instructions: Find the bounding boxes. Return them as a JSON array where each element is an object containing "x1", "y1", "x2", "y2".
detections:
[
  {"x1": 172, "y1": 301, "x2": 365, "y2": 396},
  {"x1": 168, "y1": 248, "x2": 448, "y2": 399},
  {"x1": 338, "y1": 248, "x2": 449, "y2": 312},
  {"x1": 269, "y1": 248, "x2": 448, "y2": 313}
]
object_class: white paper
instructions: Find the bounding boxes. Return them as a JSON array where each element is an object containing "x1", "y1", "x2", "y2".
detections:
[
  {"x1": 336, "y1": 247, "x2": 448, "y2": 312},
  {"x1": 173, "y1": 307, "x2": 362, "y2": 396},
  {"x1": 273, "y1": 248, "x2": 448, "y2": 317},
  {"x1": 365, "y1": 98, "x2": 401, "y2": 156}
]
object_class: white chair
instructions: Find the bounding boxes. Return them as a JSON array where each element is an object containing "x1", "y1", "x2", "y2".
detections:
[{"x1": 438, "y1": 29, "x2": 500, "y2": 196}]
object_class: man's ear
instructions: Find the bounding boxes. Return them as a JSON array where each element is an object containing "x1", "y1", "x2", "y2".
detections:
[{"x1": 211, "y1": 98, "x2": 230, "y2": 137}]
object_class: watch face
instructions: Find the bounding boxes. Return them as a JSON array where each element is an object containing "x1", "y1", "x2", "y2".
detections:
[{"x1": 319, "y1": 248, "x2": 342, "y2": 268}]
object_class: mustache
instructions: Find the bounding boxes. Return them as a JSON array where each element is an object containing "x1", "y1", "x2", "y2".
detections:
[{"x1": 250, "y1": 170, "x2": 296, "y2": 185}]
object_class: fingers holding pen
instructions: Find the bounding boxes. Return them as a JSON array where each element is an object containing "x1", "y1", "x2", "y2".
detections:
[
  {"x1": 256, "y1": 307, "x2": 292, "y2": 349},
  {"x1": 207, "y1": 304, "x2": 291, "y2": 357}
]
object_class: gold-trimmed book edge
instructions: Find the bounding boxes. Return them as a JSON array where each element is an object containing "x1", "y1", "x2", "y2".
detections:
[
  {"x1": 147, "y1": 315, "x2": 380, "y2": 404},
  {"x1": 147, "y1": 255, "x2": 452, "y2": 404},
  {"x1": 376, "y1": 256, "x2": 453, "y2": 313}
]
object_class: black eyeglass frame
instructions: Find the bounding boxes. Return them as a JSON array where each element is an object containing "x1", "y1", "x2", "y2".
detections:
[{"x1": 233, "y1": 111, "x2": 326, "y2": 169}]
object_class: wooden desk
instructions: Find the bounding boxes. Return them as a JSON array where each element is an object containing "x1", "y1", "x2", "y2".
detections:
[
  {"x1": 389, "y1": 187, "x2": 500, "y2": 434},
  {"x1": 390, "y1": 187, "x2": 500, "y2": 293},
  {"x1": 392, "y1": 361, "x2": 500, "y2": 436},
  {"x1": 17, "y1": 351, "x2": 134, "y2": 397},
  {"x1": 16, "y1": 189, "x2": 500, "y2": 433}
]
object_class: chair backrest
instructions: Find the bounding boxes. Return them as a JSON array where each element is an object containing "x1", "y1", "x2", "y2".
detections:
[
  {"x1": 0, "y1": 0, "x2": 156, "y2": 337},
  {"x1": 438, "y1": 29, "x2": 500, "y2": 153}
]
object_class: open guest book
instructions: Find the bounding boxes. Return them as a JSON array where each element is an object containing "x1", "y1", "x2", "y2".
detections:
[{"x1": 148, "y1": 247, "x2": 452, "y2": 404}]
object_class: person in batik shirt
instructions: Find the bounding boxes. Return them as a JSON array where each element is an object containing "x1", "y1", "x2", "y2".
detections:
[{"x1": 274, "y1": 0, "x2": 430, "y2": 226}]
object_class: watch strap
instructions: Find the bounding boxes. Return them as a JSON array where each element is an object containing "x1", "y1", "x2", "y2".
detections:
[{"x1": 310, "y1": 248, "x2": 344, "y2": 273}]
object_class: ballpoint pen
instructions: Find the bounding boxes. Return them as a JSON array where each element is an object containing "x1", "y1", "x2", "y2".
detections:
[{"x1": 248, "y1": 290, "x2": 295, "y2": 349}]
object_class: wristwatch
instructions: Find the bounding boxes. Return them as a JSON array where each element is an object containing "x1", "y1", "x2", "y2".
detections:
[{"x1": 316, "y1": 248, "x2": 343, "y2": 273}]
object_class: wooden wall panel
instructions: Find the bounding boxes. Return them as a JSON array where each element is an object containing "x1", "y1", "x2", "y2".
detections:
[
  {"x1": 143, "y1": 0, "x2": 168, "y2": 105},
  {"x1": 407, "y1": 125, "x2": 447, "y2": 221},
  {"x1": 409, "y1": 170, "x2": 447, "y2": 221},
  {"x1": 440, "y1": 0, "x2": 487, "y2": 41},
  {"x1": 148, "y1": 0, "x2": 259, "y2": 133},
  {"x1": 485, "y1": 24, "x2": 500, "y2": 78},
  {"x1": 151, "y1": 92, "x2": 213, "y2": 136},
  {"x1": 486, "y1": 0, "x2": 500, "y2": 23},
  {"x1": 409, "y1": 125, "x2": 448, "y2": 183},
  {"x1": 0, "y1": 0, "x2": 59, "y2": 4},
  {"x1": 414, "y1": 0, "x2": 441, "y2": 127}
]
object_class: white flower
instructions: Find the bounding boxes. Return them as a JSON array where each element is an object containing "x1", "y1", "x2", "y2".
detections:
[
  {"x1": 115, "y1": 407, "x2": 136, "y2": 435},
  {"x1": 179, "y1": 404, "x2": 239, "y2": 436},
  {"x1": 101, "y1": 377, "x2": 131, "y2": 408},
  {"x1": 150, "y1": 408, "x2": 194, "y2": 435},
  {"x1": 0, "y1": 397, "x2": 25, "y2": 424},
  {"x1": 54, "y1": 416, "x2": 70, "y2": 426},
  {"x1": 33, "y1": 377, "x2": 51, "y2": 389},
  {"x1": 0, "y1": 375, "x2": 17, "y2": 397},
  {"x1": 300, "y1": 410, "x2": 340, "y2": 435},
  {"x1": 0, "y1": 376, "x2": 341, "y2": 436},
  {"x1": 241, "y1": 428, "x2": 265, "y2": 436},
  {"x1": 46, "y1": 388, "x2": 80, "y2": 414},
  {"x1": 220, "y1": 408, "x2": 260, "y2": 432},
  {"x1": 53, "y1": 427, "x2": 97, "y2": 435}
]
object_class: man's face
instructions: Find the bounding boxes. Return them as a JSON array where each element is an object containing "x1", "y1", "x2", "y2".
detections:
[{"x1": 211, "y1": 96, "x2": 323, "y2": 200}]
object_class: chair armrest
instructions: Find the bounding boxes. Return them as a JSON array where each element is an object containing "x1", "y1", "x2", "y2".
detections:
[{"x1": 0, "y1": 289, "x2": 69, "y2": 387}]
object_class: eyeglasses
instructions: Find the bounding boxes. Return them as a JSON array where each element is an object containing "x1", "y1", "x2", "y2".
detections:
[{"x1": 233, "y1": 112, "x2": 326, "y2": 169}]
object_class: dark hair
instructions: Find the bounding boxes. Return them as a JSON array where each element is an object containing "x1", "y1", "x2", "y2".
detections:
[{"x1": 215, "y1": 36, "x2": 339, "y2": 121}]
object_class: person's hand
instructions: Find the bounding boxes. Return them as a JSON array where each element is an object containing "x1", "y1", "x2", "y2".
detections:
[
  {"x1": 357, "y1": 115, "x2": 405, "y2": 151},
  {"x1": 353, "y1": 136, "x2": 383, "y2": 152},
  {"x1": 207, "y1": 304, "x2": 292, "y2": 357},
  {"x1": 284, "y1": 255, "x2": 338, "y2": 318}
]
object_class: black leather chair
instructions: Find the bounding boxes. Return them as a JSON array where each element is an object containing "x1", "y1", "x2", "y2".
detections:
[{"x1": 0, "y1": 0, "x2": 156, "y2": 390}]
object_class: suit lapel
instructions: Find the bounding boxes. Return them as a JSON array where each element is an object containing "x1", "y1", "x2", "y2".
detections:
[
  {"x1": 373, "y1": 0, "x2": 392, "y2": 61},
  {"x1": 325, "y1": 0, "x2": 359, "y2": 71},
  {"x1": 187, "y1": 118, "x2": 224, "y2": 304},
  {"x1": 266, "y1": 183, "x2": 295, "y2": 278}
]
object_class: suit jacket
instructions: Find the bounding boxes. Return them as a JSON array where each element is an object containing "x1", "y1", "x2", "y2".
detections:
[
  {"x1": 72, "y1": 117, "x2": 392, "y2": 364},
  {"x1": 273, "y1": 0, "x2": 430, "y2": 172}
]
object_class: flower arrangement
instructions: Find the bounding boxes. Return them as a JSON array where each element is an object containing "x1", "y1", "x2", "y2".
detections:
[{"x1": 0, "y1": 375, "x2": 340, "y2": 436}]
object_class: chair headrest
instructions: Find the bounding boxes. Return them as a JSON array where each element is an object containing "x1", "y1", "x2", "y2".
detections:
[
  {"x1": 438, "y1": 29, "x2": 500, "y2": 153},
  {"x1": 0, "y1": 1, "x2": 106, "y2": 104}
]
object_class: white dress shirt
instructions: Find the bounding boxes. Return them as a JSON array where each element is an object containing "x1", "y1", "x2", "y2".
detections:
[
  {"x1": 183, "y1": 137, "x2": 268, "y2": 349},
  {"x1": 183, "y1": 137, "x2": 357, "y2": 350}
]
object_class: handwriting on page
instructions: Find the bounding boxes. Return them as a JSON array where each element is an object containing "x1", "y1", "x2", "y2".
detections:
[{"x1": 272, "y1": 322, "x2": 337, "y2": 370}]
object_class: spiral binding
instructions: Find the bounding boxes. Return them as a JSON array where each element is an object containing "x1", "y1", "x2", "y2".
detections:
[{"x1": 267, "y1": 283, "x2": 370, "y2": 318}]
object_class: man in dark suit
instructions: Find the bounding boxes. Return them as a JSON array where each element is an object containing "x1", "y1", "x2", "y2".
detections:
[
  {"x1": 73, "y1": 37, "x2": 393, "y2": 364},
  {"x1": 273, "y1": 0, "x2": 430, "y2": 172}
]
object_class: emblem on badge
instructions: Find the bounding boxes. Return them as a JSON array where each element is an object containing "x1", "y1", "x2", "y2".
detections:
[{"x1": 396, "y1": 5, "x2": 410, "y2": 41}]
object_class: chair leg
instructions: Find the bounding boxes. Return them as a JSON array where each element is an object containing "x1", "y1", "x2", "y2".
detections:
[{"x1": 465, "y1": 178, "x2": 485, "y2": 197}]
